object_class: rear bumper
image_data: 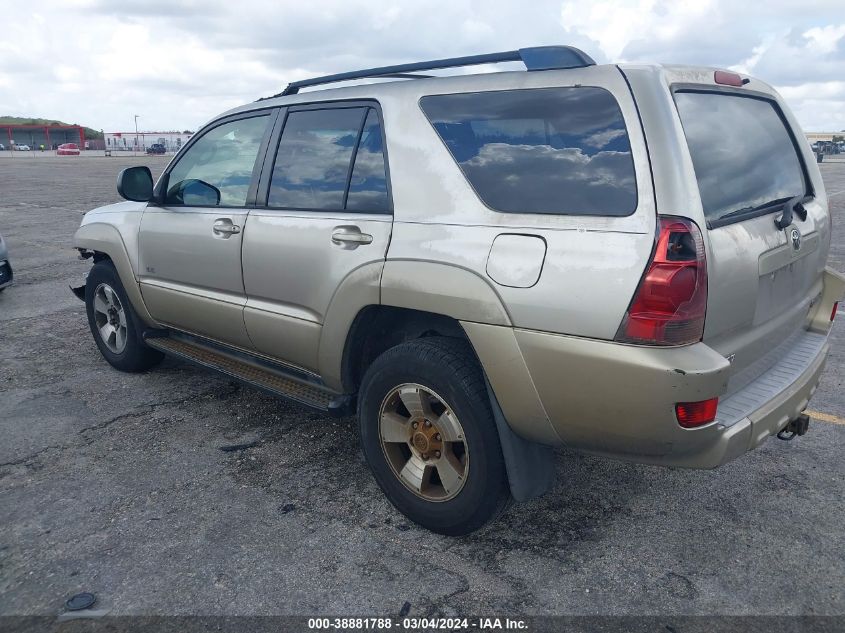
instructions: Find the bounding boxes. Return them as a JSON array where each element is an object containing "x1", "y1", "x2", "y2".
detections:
[
  {"x1": 465, "y1": 296, "x2": 835, "y2": 469},
  {"x1": 716, "y1": 329, "x2": 828, "y2": 456}
]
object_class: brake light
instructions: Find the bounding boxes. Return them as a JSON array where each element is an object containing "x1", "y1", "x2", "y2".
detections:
[
  {"x1": 675, "y1": 398, "x2": 719, "y2": 428},
  {"x1": 832, "y1": 301, "x2": 839, "y2": 322},
  {"x1": 615, "y1": 216, "x2": 707, "y2": 346},
  {"x1": 714, "y1": 70, "x2": 743, "y2": 87}
]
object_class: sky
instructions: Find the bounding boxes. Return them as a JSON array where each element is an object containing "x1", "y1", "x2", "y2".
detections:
[{"x1": 0, "y1": 0, "x2": 843, "y2": 133}]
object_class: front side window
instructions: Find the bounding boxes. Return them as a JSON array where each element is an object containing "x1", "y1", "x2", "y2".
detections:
[
  {"x1": 419, "y1": 87, "x2": 637, "y2": 216},
  {"x1": 165, "y1": 115, "x2": 269, "y2": 207}
]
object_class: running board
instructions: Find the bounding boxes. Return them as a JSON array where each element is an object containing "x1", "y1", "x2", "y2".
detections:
[{"x1": 144, "y1": 333, "x2": 353, "y2": 416}]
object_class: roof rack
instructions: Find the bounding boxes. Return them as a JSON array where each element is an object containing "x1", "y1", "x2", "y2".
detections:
[{"x1": 273, "y1": 46, "x2": 596, "y2": 97}]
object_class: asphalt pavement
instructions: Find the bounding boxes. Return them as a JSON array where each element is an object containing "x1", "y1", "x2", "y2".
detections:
[{"x1": 0, "y1": 154, "x2": 843, "y2": 618}]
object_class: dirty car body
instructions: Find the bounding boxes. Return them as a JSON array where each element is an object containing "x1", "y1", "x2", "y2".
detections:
[{"x1": 71, "y1": 47, "x2": 844, "y2": 535}]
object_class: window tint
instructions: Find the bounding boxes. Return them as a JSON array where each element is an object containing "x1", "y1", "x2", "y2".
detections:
[
  {"x1": 165, "y1": 115, "x2": 269, "y2": 207},
  {"x1": 346, "y1": 109, "x2": 389, "y2": 212},
  {"x1": 269, "y1": 108, "x2": 366, "y2": 210},
  {"x1": 674, "y1": 92, "x2": 806, "y2": 225},
  {"x1": 419, "y1": 87, "x2": 637, "y2": 216}
]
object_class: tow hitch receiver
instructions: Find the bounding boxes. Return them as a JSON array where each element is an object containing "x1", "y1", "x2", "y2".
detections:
[{"x1": 777, "y1": 413, "x2": 810, "y2": 441}]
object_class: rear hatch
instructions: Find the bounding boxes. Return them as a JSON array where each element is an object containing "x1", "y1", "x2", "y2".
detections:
[{"x1": 672, "y1": 84, "x2": 829, "y2": 393}]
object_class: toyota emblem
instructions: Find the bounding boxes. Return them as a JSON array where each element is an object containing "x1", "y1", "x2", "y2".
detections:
[{"x1": 791, "y1": 228, "x2": 801, "y2": 251}]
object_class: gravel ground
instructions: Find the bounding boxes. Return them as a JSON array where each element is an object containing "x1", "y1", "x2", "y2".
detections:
[{"x1": 0, "y1": 154, "x2": 843, "y2": 618}]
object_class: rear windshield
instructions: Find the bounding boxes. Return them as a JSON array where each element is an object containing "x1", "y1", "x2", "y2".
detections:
[
  {"x1": 674, "y1": 91, "x2": 807, "y2": 226},
  {"x1": 419, "y1": 87, "x2": 637, "y2": 216}
]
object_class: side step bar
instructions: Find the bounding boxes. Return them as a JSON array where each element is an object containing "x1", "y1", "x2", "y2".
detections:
[{"x1": 144, "y1": 333, "x2": 354, "y2": 416}]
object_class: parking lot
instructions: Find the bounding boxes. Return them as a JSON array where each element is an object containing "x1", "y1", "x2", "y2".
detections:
[{"x1": 1, "y1": 154, "x2": 844, "y2": 618}]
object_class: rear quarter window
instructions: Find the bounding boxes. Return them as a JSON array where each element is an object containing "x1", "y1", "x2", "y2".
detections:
[{"x1": 419, "y1": 86, "x2": 637, "y2": 216}]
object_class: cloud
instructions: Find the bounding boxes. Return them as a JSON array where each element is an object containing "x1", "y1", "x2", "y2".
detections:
[
  {"x1": 462, "y1": 143, "x2": 637, "y2": 214},
  {"x1": 584, "y1": 128, "x2": 626, "y2": 149},
  {"x1": 0, "y1": 1, "x2": 842, "y2": 132},
  {"x1": 741, "y1": 25, "x2": 845, "y2": 87},
  {"x1": 563, "y1": 0, "x2": 845, "y2": 129}
]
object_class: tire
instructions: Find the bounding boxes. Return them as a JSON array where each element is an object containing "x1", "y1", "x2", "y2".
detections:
[
  {"x1": 358, "y1": 336, "x2": 510, "y2": 535},
  {"x1": 85, "y1": 260, "x2": 164, "y2": 372}
]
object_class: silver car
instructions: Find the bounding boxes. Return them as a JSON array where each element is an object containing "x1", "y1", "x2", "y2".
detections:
[{"x1": 71, "y1": 46, "x2": 844, "y2": 535}]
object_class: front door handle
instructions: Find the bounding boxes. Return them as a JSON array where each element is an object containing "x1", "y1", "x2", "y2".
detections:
[
  {"x1": 332, "y1": 226, "x2": 373, "y2": 247},
  {"x1": 213, "y1": 218, "x2": 241, "y2": 237}
]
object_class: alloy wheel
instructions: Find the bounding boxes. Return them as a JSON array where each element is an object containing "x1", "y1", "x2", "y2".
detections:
[
  {"x1": 378, "y1": 383, "x2": 469, "y2": 502},
  {"x1": 92, "y1": 283, "x2": 128, "y2": 354}
]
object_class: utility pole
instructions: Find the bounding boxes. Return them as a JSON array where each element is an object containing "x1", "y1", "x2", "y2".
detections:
[{"x1": 134, "y1": 115, "x2": 140, "y2": 157}]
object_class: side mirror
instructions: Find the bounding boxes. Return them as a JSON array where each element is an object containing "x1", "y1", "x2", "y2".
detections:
[
  {"x1": 166, "y1": 179, "x2": 221, "y2": 206},
  {"x1": 117, "y1": 166, "x2": 154, "y2": 202}
]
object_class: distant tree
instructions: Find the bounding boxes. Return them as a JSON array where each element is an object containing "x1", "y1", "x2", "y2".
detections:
[
  {"x1": 833, "y1": 135, "x2": 844, "y2": 143},
  {"x1": 182, "y1": 130, "x2": 193, "y2": 134},
  {"x1": 0, "y1": 115, "x2": 103, "y2": 139}
]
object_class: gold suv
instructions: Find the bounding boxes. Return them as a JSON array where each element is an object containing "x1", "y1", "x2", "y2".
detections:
[{"x1": 72, "y1": 47, "x2": 844, "y2": 535}]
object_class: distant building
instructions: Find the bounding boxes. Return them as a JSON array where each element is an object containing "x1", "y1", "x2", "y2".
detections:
[
  {"x1": 806, "y1": 132, "x2": 843, "y2": 143},
  {"x1": 1, "y1": 124, "x2": 84, "y2": 149},
  {"x1": 104, "y1": 131, "x2": 193, "y2": 152}
]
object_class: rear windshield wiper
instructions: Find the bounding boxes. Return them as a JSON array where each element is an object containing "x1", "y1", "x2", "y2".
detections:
[
  {"x1": 774, "y1": 195, "x2": 808, "y2": 229},
  {"x1": 716, "y1": 196, "x2": 798, "y2": 225}
]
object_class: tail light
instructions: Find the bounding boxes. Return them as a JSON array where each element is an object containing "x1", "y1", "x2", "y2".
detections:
[
  {"x1": 615, "y1": 216, "x2": 707, "y2": 346},
  {"x1": 832, "y1": 301, "x2": 839, "y2": 323},
  {"x1": 675, "y1": 398, "x2": 719, "y2": 428}
]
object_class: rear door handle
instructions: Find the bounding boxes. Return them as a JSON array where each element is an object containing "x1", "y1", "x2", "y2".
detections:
[
  {"x1": 332, "y1": 226, "x2": 373, "y2": 247},
  {"x1": 213, "y1": 218, "x2": 241, "y2": 237}
]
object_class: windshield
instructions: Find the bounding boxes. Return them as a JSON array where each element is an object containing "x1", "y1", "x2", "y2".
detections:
[{"x1": 674, "y1": 91, "x2": 806, "y2": 226}]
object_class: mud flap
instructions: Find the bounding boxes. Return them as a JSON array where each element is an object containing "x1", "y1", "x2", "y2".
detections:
[
  {"x1": 484, "y1": 376, "x2": 556, "y2": 502},
  {"x1": 69, "y1": 283, "x2": 85, "y2": 301}
]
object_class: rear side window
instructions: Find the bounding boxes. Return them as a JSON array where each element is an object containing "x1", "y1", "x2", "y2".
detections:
[
  {"x1": 346, "y1": 110, "x2": 390, "y2": 212},
  {"x1": 419, "y1": 87, "x2": 637, "y2": 216},
  {"x1": 674, "y1": 92, "x2": 807, "y2": 226},
  {"x1": 269, "y1": 106, "x2": 389, "y2": 212}
]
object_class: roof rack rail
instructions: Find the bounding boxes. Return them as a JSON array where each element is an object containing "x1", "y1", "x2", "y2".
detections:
[{"x1": 274, "y1": 46, "x2": 596, "y2": 97}]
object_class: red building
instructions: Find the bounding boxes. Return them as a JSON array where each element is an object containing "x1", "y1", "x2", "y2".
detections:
[{"x1": 1, "y1": 124, "x2": 85, "y2": 149}]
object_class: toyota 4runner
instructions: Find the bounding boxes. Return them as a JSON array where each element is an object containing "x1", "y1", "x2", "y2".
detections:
[{"x1": 72, "y1": 46, "x2": 844, "y2": 535}]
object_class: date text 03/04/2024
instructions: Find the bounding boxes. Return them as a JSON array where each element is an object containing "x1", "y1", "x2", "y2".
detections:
[{"x1": 307, "y1": 617, "x2": 528, "y2": 630}]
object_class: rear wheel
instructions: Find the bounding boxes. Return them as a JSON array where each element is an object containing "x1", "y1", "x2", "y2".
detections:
[
  {"x1": 358, "y1": 337, "x2": 510, "y2": 535},
  {"x1": 85, "y1": 261, "x2": 164, "y2": 372}
]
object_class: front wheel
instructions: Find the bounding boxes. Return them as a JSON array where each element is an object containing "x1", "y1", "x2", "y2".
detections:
[
  {"x1": 358, "y1": 337, "x2": 510, "y2": 535},
  {"x1": 85, "y1": 260, "x2": 164, "y2": 372}
]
